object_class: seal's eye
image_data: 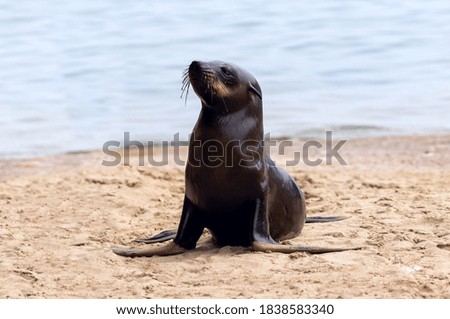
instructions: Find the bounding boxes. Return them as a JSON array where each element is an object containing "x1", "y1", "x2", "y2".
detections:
[{"x1": 221, "y1": 67, "x2": 232, "y2": 77}]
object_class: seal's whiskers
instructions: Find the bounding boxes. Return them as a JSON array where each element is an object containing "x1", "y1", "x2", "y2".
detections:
[{"x1": 181, "y1": 67, "x2": 191, "y2": 105}]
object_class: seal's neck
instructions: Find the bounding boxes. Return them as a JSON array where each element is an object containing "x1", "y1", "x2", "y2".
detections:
[{"x1": 196, "y1": 103, "x2": 264, "y2": 141}]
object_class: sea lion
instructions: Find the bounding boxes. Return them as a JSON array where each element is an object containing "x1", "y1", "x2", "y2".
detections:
[{"x1": 112, "y1": 60, "x2": 359, "y2": 257}]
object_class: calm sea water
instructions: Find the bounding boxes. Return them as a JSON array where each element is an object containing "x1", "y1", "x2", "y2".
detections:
[{"x1": 1, "y1": 0, "x2": 449, "y2": 158}]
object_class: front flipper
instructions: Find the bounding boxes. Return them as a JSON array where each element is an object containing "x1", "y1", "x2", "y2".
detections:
[
  {"x1": 134, "y1": 229, "x2": 177, "y2": 244},
  {"x1": 112, "y1": 241, "x2": 186, "y2": 258},
  {"x1": 252, "y1": 241, "x2": 361, "y2": 254}
]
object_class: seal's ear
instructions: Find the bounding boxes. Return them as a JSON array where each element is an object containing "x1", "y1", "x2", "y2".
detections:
[{"x1": 249, "y1": 83, "x2": 262, "y2": 100}]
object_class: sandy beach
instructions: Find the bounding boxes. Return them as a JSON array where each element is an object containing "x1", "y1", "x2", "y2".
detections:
[{"x1": 0, "y1": 134, "x2": 449, "y2": 298}]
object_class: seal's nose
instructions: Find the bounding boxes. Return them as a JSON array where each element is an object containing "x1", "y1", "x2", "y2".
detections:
[{"x1": 189, "y1": 60, "x2": 202, "y2": 73}]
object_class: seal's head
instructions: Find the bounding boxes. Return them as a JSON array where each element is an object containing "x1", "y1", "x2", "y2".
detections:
[{"x1": 182, "y1": 60, "x2": 262, "y2": 112}]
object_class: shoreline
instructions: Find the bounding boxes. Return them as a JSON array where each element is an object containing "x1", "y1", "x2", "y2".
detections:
[
  {"x1": 1, "y1": 134, "x2": 449, "y2": 298},
  {"x1": 2, "y1": 130, "x2": 449, "y2": 162},
  {"x1": 1, "y1": 133, "x2": 449, "y2": 179}
]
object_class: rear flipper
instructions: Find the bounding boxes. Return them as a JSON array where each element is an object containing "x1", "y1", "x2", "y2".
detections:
[
  {"x1": 306, "y1": 216, "x2": 350, "y2": 223},
  {"x1": 252, "y1": 241, "x2": 361, "y2": 254},
  {"x1": 134, "y1": 229, "x2": 177, "y2": 244}
]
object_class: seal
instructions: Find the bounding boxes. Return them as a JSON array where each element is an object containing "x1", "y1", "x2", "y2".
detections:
[{"x1": 112, "y1": 60, "x2": 360, "y2": 257}]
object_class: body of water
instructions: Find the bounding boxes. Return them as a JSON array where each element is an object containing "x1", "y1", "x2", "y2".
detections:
[{"x1": 1, "y1": 0, "x2": 449, "y2": 158}]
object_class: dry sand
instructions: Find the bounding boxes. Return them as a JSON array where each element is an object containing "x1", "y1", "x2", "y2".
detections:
[{"x1": 0, "y1": 134, "x2": 449, "y2": 298}]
